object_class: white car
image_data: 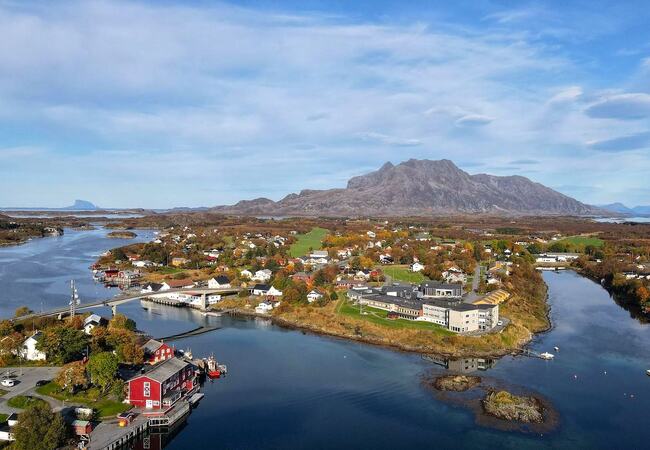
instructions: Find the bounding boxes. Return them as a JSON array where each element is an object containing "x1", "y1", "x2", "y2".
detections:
[
  {"x1": 1, "y1": 379, "x2": 15, "y2": 387},
  {"x1": 497, "y1": 320, "x2": 503, "y2": 326}
]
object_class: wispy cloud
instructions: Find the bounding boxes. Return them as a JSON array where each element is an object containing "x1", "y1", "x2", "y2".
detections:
[
  {"x1": 585, "y1": 93, "x2": 650, "y2": 120},
  {"x1": 587, "y1": 131, "x2": 650, "y2": 152}
]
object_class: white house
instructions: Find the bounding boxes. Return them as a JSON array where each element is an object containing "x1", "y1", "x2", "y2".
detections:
[
  {"x1": 83, "y1": 314, "x2": 105, "y2": 335},
  {"x1": 411, "y1": 262, "x2": 425, "y2": 272},
  {"x1": 240, "y1": 269, "x2": 253, "y2": 279},
  {"x1": 20, "y1": 332, "x2": 46, "y2": 361},
  {"x1": 207, "y1": 276, "x2": 231, "y2": 289},
  {"x1": 252, "y1": 269, "x2": 272, "y2": 282},
  {"x1": 251, "y1": 284, "x2": 271, "y2": 296},
  {"x1": 307, "y1": 290, "x2": 324, "y2": 303},
  {"x1": 366, "y1": 231, "x2": 376, "y2": 238},
  {"x1": 255, "y1": 302, "x2": 274, "y2": 314},
  {"x1": 141, "y1": 282, "x2": 163, "y2": 294},
  {"x1": 267, "y1": 286, "x2": 283, "y2": 298}
]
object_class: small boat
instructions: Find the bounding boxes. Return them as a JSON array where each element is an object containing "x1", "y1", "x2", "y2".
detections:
[
  {"x1": 646, "y1": 369, "x2": 650, "y2": 376},
  {"x1": 540, "y1": 352, "x2": 555, "y2": 360},
  {"x1": 205, "y1": 355, "x2": 227, "y2": 379},
  {"x1": 553, "y1": 346, "x2": 559, "y2": 352}
]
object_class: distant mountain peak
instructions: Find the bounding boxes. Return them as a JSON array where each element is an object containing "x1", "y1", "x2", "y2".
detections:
[
  {"x1": 63, "y1": 200, "x2": 99, "y2": 210},
  {"x1": 213, "y1": 158, "x2": 601, "y2": 217}
]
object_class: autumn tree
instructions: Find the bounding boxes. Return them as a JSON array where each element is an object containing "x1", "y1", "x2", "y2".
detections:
[
  {"x1": 109, "y1": 313, "x2": 136, "y2": 331},
  {"x1": 118, "y1": 341, "x2": 144, "y2": 365},
  {"x1": 55, "y1": 361, "x2": 88, "y2": 393}
]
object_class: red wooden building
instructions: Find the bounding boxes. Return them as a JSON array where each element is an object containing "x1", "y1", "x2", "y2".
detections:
[
  {"x1": 126, "y1": 357, "x2": 196, "y2": 410},
  {"x1": 142, "y1": 339, "x2": 174, "y2": 365}
]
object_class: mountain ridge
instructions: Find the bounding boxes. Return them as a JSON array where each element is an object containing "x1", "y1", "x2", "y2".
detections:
[{"x1": 212, "y1": 159, "x2": 601, "y2": 217}]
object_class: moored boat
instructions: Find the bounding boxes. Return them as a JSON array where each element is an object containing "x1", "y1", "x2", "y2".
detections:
[{"x1": 540, "y1": 352, "x2": 555, "y2": 360}]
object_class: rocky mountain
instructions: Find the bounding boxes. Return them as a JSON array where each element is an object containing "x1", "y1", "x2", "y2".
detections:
[{"x1": 213, "y1": 159, "x2": 601, "y2": 216}]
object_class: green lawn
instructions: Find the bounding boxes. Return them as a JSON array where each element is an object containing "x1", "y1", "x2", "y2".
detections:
[
  {"x1": 36, "y1": 382, "x2": 131, "y2": 418},
  {"x1": 381, "y1": 265, "x2": 428, "y2": 283},
  {"x1": 556, "y1": 235, "x2": 604, "y2": 248},
  {"x1": 6, "y1": 395, "x2": 47, "y2": 409},
  {"x1": 337, "y1": 300, "x2": 452, "y2": 335},
  {"x1": 0, "y1": 414, "x2": 7, "y2": 423},
  {"x1": 289, "y1": 227, "x2": 329, "y2": 257},
  {"x1": 0, "y1": 389, "x2": 7, "y2": 397}
]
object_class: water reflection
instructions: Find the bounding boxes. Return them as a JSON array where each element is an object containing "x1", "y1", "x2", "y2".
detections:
[{"x1": 422, "y1": 354, "x2": 496, "y2": 373}]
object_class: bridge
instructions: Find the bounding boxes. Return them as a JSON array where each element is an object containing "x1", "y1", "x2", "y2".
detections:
[{"x1": 15, "y1": 287, "x2": 243, "y2": 321}]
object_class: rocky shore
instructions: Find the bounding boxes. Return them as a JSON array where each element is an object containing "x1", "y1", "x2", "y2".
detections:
[
  {"x1": 482, "y1": 390, "x2": 544, "y2": 423},
  {"x1": 107, "y1": 230, "x2": 137, "y2": 239}
]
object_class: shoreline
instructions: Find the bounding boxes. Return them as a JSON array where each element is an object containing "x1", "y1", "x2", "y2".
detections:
[{"x1": 219, "y1": 297, "x2": 551, "y2": 360}]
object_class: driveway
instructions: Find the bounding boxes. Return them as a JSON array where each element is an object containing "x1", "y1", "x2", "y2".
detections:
[{"x1": 0, "y1": 366, "x2": 61, "y2": 414}]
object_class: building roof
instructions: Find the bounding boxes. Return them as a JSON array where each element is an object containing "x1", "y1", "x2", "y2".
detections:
[
  {"x1": 131, "y1": 357, "x2": 191, "y2": 384},
  {"x1": 252, "y1": 283, "x2": 270, "y2": 291},
  {"x1": 142, "y1": 339, "x2": 166, "y2": 355},
  {"x1": 84, "y1": 314, "x2": 103, "y2": 326},
  {"x1": 144, "y1": 282, "x2": 163, "y2": 291},
  {"x1": 164, "y1": 279, "x2": 194, "y2": 288},
  {"x1": 212, "y1": 275, "x2": 230, "y2": 284},
  {"x1": 420, "y1": 281, "x2": 462, "y2": 291}
]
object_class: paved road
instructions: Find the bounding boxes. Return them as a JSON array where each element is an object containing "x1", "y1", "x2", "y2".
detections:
[{"x1": 0, "y1": 366, "x2": 61, "y2": 414}]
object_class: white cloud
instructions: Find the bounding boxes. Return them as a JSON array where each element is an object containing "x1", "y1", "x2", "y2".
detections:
[{"x1": 584, "y1": 93, "x2": 650, "y2": 120}]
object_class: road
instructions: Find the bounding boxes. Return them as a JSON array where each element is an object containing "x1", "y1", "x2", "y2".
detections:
[{"x1": 0, "y1": 366, "x2": 61, "y2": 414}]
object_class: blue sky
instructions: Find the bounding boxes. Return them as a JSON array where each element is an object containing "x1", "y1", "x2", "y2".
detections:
[{"x1": 1, "y1": 0, "x2": 650, "y2": 209}]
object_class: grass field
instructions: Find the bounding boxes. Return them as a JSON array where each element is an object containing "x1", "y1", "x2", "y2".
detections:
[
  {"x1": 381, "y1": 265, "x2": 428, "y2": 283},
  {"x1": 36, "y1": 382, "x2": 131, "y2": 417},
  {"x1": 289, "y1": 227, "x2": 329, "y2": 257},
  {"x1": 556, "y1": 235, "x2": 604, "y2": 248},
  {"x1": 337, "y1": 300, "x2": 452, "y2": 334},
  {"x1": 6, "y1": 395, "x2": 47, "y2": 409}
]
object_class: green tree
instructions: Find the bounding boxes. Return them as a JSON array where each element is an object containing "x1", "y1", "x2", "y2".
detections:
[
  {"x1": 87, "y1": 351, "x2": 119, "y2": 394},
  {"x1": 12, "y1": 403, "x2": 67, "y2": 450},
  {"x1": 111, "y1": 247, "x2": 128, "y2": 261},
  {"x1": 37, "y1": 326, "x2": 88, "y2": 364}
]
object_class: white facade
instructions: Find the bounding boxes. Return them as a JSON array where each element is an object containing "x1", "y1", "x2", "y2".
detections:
[
  {"x1": 21, "y1": 332, "x2": 46, "y2": 361},
  {"x1": 411, "y1": 262, "x2": 425, "y2": 272}
]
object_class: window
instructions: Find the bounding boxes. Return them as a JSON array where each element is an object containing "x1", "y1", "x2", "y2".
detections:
[{"x1": 143, "y1": 381, "x2": 151, "y2": 398}]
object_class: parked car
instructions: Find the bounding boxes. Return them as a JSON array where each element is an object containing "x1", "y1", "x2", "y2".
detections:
[
  {"x1": 35, "y1": 379, "x2": 50, "y2": 387},
  {"x1": 1, "y1": 378, "x2": 15, "y2": 387},
  {"x1": 497, "y1": 320, "x2": 503, "y2": 326}
]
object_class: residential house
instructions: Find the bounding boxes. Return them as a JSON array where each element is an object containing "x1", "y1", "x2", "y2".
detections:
[
  {"x1": 307, "y1": 290, "x2": 324, "y2": 303},
  {"x1": 252, "y1": 269, "x2": 272, "y2": 282},
  {"x1": 267, "y1": 286, "x2": 283, "y2": 298},
  {"x1": 410, "y1": 262, "x2": 425, "y2": 272},
  {"x1": 160, "y1": 279, "x2": 195, "y2": 290},
  {"x1": 207, "y1": 275, "x2": 231, "y2": 289},
  {"x1": 83, "y1": 314, "x2": 106, "y2": 335},
  {"x1": 240, "y1": 269, "x2": 253, "y2": 279},
  {"x1": 251, "y1": 284, "x2": 271, "y2": 296},
  {"x1": 171, "y1": 257, "x2": 189, "y2": 267},
  {"x1": 20, "y1": 332, "x2": 46, "y2": 361},
  {"x1": 292, "y1": 272, "x2": 314, "y2": 285},
  {"x1": 142, "y1": 339, "x2": 174, "y2": 365},
  {"x1": 141, "y1": 282, "x2": 164, "y2": 294}
]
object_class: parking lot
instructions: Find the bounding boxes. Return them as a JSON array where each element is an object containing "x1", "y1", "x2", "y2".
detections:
[{"x1": 0, "y1": 366, "x2": 61, "y2": 414}]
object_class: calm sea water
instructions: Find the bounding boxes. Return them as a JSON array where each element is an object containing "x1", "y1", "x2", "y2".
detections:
[{"x1": 0, "y1": 231, "x2": 648, "y2": 449}]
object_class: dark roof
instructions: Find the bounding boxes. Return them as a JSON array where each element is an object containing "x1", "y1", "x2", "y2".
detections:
[
  {"x1": 213, "y1": 275, "x2": 230, "y2": 284},
  {"x1": 420, "y1": 281, "x2": 462, "y2": 290},
  {"x1": 145, "y1": 282, "x2": 163, "y2": 291},
  {"x1": 131, "y1": 357, "x2": 191, "y2": 383},
  {"x1": 252, "y1": 284, "x2": 270, "y2": 291}
]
